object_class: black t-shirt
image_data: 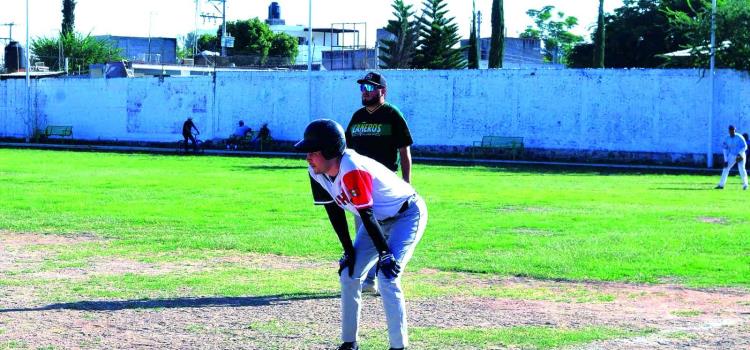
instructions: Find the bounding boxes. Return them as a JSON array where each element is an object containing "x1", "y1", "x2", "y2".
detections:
[
  {"x1": 345, "y1": 103, "x2": 413, "y2": 172},
  {"x1": 182, "y1": 119, "x2": 196, "y2": 135}
]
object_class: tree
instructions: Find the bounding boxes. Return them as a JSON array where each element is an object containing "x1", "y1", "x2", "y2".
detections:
[
  {"x1": 667, "y1": 0, "x2": 750, "y2": 71},
  {"x1": 31, "y1": 32, "x2": 122, "y2": 73},
  {"x1": 594, "y1": 0, "x2": 605, "y2": 67},
  {"x1": 61, "y1": 0, "x2": 76, "y2": 36},
  {"x1": 413, "y1": 0, "x2": 467, "y2": 69},
  {"x1": 568, "y1": 0, "x2": 705, "y2": 69},
  {"x1": 197, "y1": 33, "x2": 219, "y2": 52},
  {"x1": 379, "y1": 0, "x2": 419, "y2": 69},
  {"x1": 223, "y1": 18, "x2": 273, "y2": 59},
  {"x1": 467, "y1": 0, "x2": 480, "y2": 69},
  {"x1": 269, "y1": 32, "x2": 299, "y2": 65},
  {"x1": 488, "y1": 0, "x2": 504, "y2": 68},
  {"x1": 520, "y1": 6, "x2": 583, "y2": 64}
]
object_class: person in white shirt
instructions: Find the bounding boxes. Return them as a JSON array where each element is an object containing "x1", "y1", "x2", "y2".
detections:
[
  {"x1": 715, "y1": 125, "x2": 748, "y2": 190},
  {"x1": 295, "y1": 119, "x2": 427, "y2": 350}
]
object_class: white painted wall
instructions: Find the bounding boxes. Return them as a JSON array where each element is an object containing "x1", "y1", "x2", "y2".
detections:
[{"x1": 2, "y1": 69, "x2": 749, "y2": 159}]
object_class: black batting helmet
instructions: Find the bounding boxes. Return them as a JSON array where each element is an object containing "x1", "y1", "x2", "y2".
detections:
[{"x1": 294, "y1": 119, "x2": 346, "y2": 159}]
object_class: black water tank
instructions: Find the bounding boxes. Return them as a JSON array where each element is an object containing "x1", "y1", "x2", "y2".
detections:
[
  {"x1": 4, "y1": 41, "x2": 27, "y2": 73},
  {"x1": 268, "y1": 2, "x2": 281, "y2": 20}
]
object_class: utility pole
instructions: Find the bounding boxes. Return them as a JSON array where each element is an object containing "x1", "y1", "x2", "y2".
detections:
[
  {"x1": 200, "y1": 0, "x2": 228, "y2": 56},
  {"x1": 707, "y1": 0, "x2": 717, "y2": 168},
  {"x1": 0, "y1": 22, "x2": 15, "y2": 41}
]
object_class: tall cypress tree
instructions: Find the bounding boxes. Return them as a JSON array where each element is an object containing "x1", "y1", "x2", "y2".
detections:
[
  {"x1": 467, "y1": 0, "x2": 480, "y2": 69},
  {"x1": 488, "y1": 0, "x2": 504, "y2": 68},
  {"x1": 62, "y1": 0, "x2": 76, "y2": 36},
  {"x1": 413, "y1": 0, "x2": 467, "y2": 69},
  {"x1": 379, "y1": 0, "x2": 419, "y2": 69},
  {"x1": 594, "y1": 0, "x2": 605, "y2": 68}
]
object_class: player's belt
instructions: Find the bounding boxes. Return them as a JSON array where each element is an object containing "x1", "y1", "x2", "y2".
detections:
[{"x1": 380, "y1": 194, "x2": 416, "y2": 223}]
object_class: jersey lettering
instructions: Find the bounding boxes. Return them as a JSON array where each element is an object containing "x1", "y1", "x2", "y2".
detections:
[{"x1": 350, "y1": 123, "x2": 392, "y2": 137}]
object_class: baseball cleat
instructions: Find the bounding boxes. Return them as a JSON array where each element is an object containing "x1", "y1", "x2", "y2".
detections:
[
  {"x1": 744, "y1": 185, "x2": 748, "y2": 190},
  {"x1": 337, "y1": 341, "x2": 359, "y2": 350},
  {"x1": 714, "y1": 185, "x2": 724, "y2": 189},
  {"x1": 361, "y1": 281, "x2": 379, "y2": 295}
]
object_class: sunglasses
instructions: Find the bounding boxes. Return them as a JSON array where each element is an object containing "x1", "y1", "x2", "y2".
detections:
[{"x1": 359, "y1": 84, "x2": 380, "y2": 92}]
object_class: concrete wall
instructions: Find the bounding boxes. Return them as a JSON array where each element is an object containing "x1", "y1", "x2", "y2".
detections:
[{"x1": 1, "y1": 69, "x2": 749, "y2": 163}]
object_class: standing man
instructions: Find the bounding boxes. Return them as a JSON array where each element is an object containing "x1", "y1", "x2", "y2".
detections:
[
  {"x1": 295, "y1": 119, "x2": 427, "y2": 350},
  {"x1": 182, "y1": 117, "x2": 200, "y2": 153},
  {"x1": 347, "y1": 72, "x2": 414, "y2": 294},
  {"x1": 715, "y1": 125, "x2": 748, "y2": 190}
]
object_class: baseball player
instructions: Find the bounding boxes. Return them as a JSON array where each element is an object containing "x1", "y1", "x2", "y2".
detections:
[
  {"x1": 295, "y1": 119, "x2": 427, "y2": 350},
  {"x1": 715, "y1": 125, "x2": 748, "y2": 190},
  {"x1": 346, "y1": 72, "x2": 414, "y2": 295}
]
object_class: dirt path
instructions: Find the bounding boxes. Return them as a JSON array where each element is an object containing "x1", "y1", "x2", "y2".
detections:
[{"x1": 0, "y1": 233, "x2": 748, "y2": 349}]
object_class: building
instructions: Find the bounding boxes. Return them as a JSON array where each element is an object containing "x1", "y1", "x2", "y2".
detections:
[
  {"x1": 264, "y1": 2, "x2": 374, "y2": 70},
  {"x1": 95, "y1": 35, "x2": 177, "y2": 65},
  {"x1": 460, "y1": 37, "x2": 545, "y2": 68}
]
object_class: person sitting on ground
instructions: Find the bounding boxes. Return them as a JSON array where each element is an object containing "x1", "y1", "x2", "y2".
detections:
[
  {"x1": 227, "y1": 120, "x2": 253, "y2": 149},
  {"x1": 253, "y1": 123, "x2": 270, "y2": 143}
]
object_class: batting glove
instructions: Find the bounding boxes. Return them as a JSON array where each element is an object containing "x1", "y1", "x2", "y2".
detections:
[
  {"x1": 338, "y1": 252, "x2": 355, "y2": 278},
  {"x1": 376, "y1": 252, "x2": 401, "y2": 279}
]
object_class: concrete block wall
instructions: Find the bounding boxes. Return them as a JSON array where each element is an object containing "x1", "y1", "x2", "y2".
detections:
[{"x1": 1, "y1": 69, "x2": 749, "y2": 164}]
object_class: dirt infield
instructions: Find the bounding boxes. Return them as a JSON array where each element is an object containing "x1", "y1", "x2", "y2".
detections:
[{"x1": 0, "y1": 233, "x2": 748, "y2": 349}]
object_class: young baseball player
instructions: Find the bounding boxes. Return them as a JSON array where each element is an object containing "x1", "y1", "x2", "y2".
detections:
[
  {"x1": 295, "y1": 119, "x2": 427, "y2": 350},
  {"x1": 715, "y1": 125, "x2": 748, "y2": 190}
]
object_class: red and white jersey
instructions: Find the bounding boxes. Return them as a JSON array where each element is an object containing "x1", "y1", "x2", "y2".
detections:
[{"x1": 309, "y1": 149, "x2": 415, "y2": 221}]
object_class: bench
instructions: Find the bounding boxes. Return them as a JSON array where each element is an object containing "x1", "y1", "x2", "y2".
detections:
[
  {"x1": 472, "y1": 136, "x2": 524, "y2": 160},
  {"x1": 44, "y1": 125, "x2": 73, "y2": 139}
]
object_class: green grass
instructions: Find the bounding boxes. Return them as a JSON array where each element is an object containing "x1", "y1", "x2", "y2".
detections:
[
  {"x1": 0, "y1": 149, "x2": 749, "y2": 287},
  {"x1": 357, "y1": 326, "x2": 652, "y2": 350}
]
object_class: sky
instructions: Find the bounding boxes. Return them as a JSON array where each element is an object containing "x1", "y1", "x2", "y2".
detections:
[{"x1": 0, "y1": 0, "x2": 625, "y2": 47}]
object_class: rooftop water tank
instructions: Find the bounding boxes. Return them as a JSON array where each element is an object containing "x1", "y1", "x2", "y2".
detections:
[{"x1": 4, "y1": 41, "x2": 27, "y2": 73}]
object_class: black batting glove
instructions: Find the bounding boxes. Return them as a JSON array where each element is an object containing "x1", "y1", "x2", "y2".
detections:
[
  {"x1": 338, "y1": 251, "x2": 355, "y2": 278},
  {"x1": 376, "y1": 252, "x2": 401, "y2": 279}
]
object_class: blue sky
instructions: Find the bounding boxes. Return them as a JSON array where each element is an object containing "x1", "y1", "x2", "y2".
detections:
[{"x1": 1, "y1": 0, "x2": 624, "y2": 46}]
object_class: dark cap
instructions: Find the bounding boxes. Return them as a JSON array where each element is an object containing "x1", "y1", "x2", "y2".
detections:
[{"x1": 357, "y1": 72, "x2": 386, "y2": 88}]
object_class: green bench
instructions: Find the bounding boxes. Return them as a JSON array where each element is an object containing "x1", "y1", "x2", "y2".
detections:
[
  {"x1": 472, "y1": 136, "x2": 524, "y2": 160},
  {"x1": 44, "y1": 125, "x2": 73, "y2": 139}
]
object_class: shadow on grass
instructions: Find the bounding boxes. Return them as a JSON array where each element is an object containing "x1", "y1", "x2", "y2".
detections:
[{"x1": 0, "y1": 293, "x2": 337, "y2": 313}]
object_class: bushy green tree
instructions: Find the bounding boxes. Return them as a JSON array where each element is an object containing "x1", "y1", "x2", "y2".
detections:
[
  {"x1": 568, "y1": 0, "x2": 701, "y2": 68},
  {"x1": 413, "y1": 0, "x2": 466, "y2": 69},
  {"x1": 62, "y1": 0, "x2": 76, "y2": 36},
  {"x1": 520, "y1": 6, "x2": 583, "y2": 64},
  {"x1": 488, "y1": 0, "x2": 504, "y2": 68},
  {"x1": 379, "y1": 0, "x2": 419, "y2": 69},
  {"x1": 31, "y1": 32, "x2": 122, "y2": 73},
  {"x1": 197, "y1": 33, "x2": 219, "y2": 52},
  {"x1": 667, "y1": 0, "x2": 750, "y2": 71},
  {"x1": 223, "y1": 18, "x2": 273, "y2": 59},
  {"x1": 269, "y1": 32, "x2": 299, "y2": 65}
]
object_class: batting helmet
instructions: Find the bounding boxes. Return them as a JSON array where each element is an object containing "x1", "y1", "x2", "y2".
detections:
[{"x1": 294, "y1": 119, "x2": 346, "y2": 159}]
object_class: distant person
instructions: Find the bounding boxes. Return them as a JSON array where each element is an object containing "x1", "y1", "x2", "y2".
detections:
[
  {"x1": 254, "y1": 123, "x2": 271, "y2": 143},
  {"x1": 744, "y1": 133, "x2": 750, "y2": 161},
  {"x1": 228, "y1": 120, "x2": 252, "y2": 149},
  {"x1": 715, "y1": 125, "x2": 748, "y2": 190},
  {"x1": 182, "y1": 117, "x2": 200, "y2": 153},
  {"x1": 346, "y1": 72, "x2": 414, "y2": 295}
]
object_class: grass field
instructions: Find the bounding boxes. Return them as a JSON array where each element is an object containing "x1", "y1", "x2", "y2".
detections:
[{"x1": 0, "y1": 148, "x2": 748, "y2": 348}]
